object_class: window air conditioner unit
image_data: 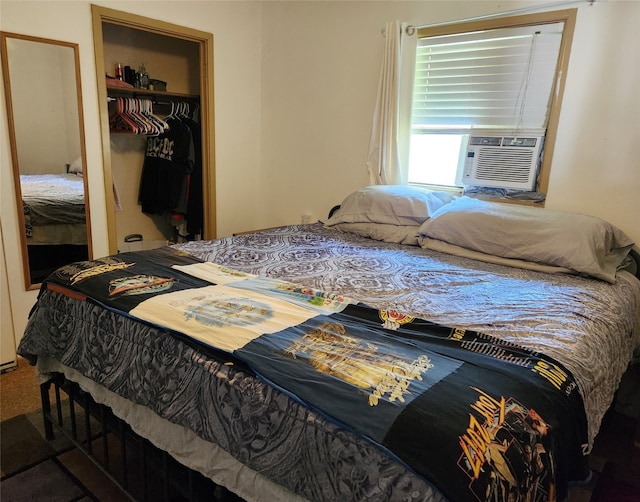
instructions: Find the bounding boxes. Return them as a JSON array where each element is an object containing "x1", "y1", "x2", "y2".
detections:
[{"x1": 462, "y1": 135, "x2": 545, "y2": 191}]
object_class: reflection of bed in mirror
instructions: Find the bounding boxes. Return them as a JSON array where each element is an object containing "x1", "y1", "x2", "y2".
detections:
[{"x1": 20, "y1": 173, "x2": 88, "y2": 282}]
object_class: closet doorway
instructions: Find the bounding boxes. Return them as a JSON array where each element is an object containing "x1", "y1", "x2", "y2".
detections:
[{"x1": 92, "y1": 5, "x2": 216, "y2": 254}]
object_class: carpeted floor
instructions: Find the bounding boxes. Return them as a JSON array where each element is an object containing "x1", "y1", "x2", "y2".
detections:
[
  {"x1": 0, "y1": 357, "x2": 43, "y2": 423},
  {"x1": 1, "y1": 359, "x2": 133, "y2": 501},
  {"x1": 1, "y1": 406, "x2": 243, "y2": 501},
  {"x1": 2, "y1": 458, "x2": 90, "y2": 502},
  {"x1": 0, "y1": 397, "x2": 131, "y2": 501},
  {"x1": 2, "y1": 358, "x2": 639, "y2": 501}
]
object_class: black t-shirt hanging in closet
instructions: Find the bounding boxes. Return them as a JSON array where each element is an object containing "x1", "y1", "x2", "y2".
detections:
[{"x1": 139, "y1": 116, "x2": 193, "y2": 216}]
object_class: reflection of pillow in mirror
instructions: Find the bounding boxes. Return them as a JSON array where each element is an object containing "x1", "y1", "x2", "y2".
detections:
[
  {"x1": 416, "y1": 196, "x2": 634, "y2": 283},
  {"x1": 325, "y1": 185, "x2": 455, "y2": 226},
  {"x1": 69, "y1": 156, "x2": 82, "y2": 174}
]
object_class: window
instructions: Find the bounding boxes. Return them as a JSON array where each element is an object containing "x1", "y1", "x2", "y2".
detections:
[{"x1": 408, "y1": 10, "x2": 576, "y2": 198}]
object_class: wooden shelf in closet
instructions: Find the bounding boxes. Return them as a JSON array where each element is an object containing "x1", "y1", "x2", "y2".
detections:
[{"x1": 107, "y1": 87, "x2": 200, "y2": 102}]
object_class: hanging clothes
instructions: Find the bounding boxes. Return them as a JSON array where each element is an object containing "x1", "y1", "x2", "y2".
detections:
[
  {"x1": 138, "y1": 114, "x2": 194, "y2": 216},
  {"x1": 182, "y1": 115, "x2": 203, "y2": 237}
]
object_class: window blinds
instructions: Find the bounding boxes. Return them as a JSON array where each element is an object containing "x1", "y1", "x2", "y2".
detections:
[{"x1": 411, "y1": 22, "x2": 564, "y2": 133}]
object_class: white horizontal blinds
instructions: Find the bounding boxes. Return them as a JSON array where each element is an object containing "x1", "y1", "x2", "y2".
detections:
[{"x1": 412, "y1": 22, "x2": 564, "y2": 132}]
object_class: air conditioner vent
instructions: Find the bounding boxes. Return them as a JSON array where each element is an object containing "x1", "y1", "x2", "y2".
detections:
[
  {"x1": 475, "y1": 148, "x2": 535, "y2": 183},
  {"x1": 462, "y1": 134, "x2": 544, "y2": 190}
]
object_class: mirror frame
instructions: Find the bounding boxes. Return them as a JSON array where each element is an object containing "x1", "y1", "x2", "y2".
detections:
[{"x1": 1, "y1": 32, "x2": 92, "y2": 290}]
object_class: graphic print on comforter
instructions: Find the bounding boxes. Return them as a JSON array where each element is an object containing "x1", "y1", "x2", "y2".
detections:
[{"x1": 44, "y1": 248, "x2": 590, "y2": 501}]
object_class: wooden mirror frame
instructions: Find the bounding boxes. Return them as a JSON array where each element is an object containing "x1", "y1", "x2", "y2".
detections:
[
  {"x1": 91, "y1": 5, "x2": 216, "y2": 254},
  {"x1": 1, "y1": 32, "x2": 92, "y2": 290}
]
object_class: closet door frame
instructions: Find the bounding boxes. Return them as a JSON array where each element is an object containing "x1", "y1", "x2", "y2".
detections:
[{"x1": 91, "y1": 5, "x2": 216, "y2": 254}]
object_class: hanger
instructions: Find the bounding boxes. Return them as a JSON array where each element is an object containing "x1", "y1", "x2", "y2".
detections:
[
  {"x1": 179, "y1": 102, "x2": 189, "y2": 118},
  {"x1": 124, "y1": 98, "x2": 146, "y2": 133},
  {"x1": 164, "y1": 100, "x2": 179, "y2": 122},
  {"x1": 130, "y1": 98, "x2": 160, "y2": 135},
  {"x1": 110, "y1": 97, "x2": 170, "y2": 136},
  {"x1": 140, "y1": 98, "x2": 169, "y2": 136},
  {"x1": 110, "y1": 97, "x2": 139, "y2": 133}
]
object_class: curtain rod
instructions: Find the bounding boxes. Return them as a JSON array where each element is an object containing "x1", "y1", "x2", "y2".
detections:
[{"x1": 405, "y1": 0, "x2": 593, "y2": 34}]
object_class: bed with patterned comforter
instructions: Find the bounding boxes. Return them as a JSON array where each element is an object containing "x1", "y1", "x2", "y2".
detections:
[
  {"x1": 18, "y1": 223, "x2": 640, "y2": 502},
  {"x1": 20, "y1": 173, "x2": 86, "y2": 244}
]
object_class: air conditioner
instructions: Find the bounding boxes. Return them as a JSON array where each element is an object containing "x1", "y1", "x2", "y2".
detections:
[{"x1": 462, "y1": 134, "x2": 545, "y2": 191}]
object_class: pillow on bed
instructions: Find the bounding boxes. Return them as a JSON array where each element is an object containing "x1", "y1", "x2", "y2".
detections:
[
  {"x1": 331, "y1": 222, "x2": 420, "y2": 246},
  {"x1": 68, "y1": 156, "x2": 83, "y2": 174},
  {"x1": 325, "y1": 185, "x2": 455, "y2": 227},
  {"x1": 416, "y1": 196, "x2": 634, "y2": 283},
  {"x1": 418, "y1": 236, "x2": 573, "y2": 274}
]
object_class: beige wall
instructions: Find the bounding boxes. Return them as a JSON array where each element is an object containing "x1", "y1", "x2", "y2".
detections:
[
  {"x1": 259, "y1": 0, "x2": 639, "y2": 240},
  {"x1": 545, "y1": 1, "x2": 639, "y2": 230},
  {"x1": 1, "y1": 0, "x2": 638, "y2": 348}
]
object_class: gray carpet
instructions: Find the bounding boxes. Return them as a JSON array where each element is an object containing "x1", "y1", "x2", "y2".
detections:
[
  {"x1": 1, "y1": 413, "x2": 59, "y2": 476},
  {"x1": 0, "y1": 405, "x2": 239, "y2": 502},
  {"x1": 0, "y1": 409, "x2": 94, "y2": 501},
  {"x1": 1, "y1": 458, "x2": 90, "y2": 502}
]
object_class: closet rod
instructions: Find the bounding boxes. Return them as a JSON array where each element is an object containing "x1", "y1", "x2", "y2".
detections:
[
  {"x1": 107, "y1": 96, "x2": 195, "y2": 105},
  {"x1": 404, "y1": 0, "x2": 592, "y2": 34}
]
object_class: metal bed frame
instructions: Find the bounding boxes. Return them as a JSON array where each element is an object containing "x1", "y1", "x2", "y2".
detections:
[{"x1": 40, "y1": 372, "x2": 243, "y2": 502}]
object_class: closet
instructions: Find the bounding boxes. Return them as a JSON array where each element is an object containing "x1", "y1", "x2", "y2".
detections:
[{"x1": 92, "y1": 5, "x2": 216, "y2": 254}]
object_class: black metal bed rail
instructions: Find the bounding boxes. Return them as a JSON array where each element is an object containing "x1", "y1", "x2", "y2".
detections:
[{"x1": 40, "y1": 372, "x2": 238, "y2": 502}]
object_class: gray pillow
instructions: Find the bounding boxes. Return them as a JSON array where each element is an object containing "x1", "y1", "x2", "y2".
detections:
[
  {"x1": 68, "y1": 156, "x2": 83, "y2": 174},
  {"x1": 325, "y1": 185, "x2": 455, "y2": 227},
  {"x1": 417, "y1": 196, "x2": 634, "y2": 283},
  {"x1": 417, "y1": 236, "x2": 572, "y2": 274},
  {"x1": 331, "y1": 222, "x2": 420, "y2": 246}
]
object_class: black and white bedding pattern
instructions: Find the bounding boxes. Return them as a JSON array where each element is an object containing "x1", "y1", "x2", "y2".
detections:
[
  {"x1": 18, "y1": 224, "x2": 640, "y2": 502},
  {"x1": 175, "y1": 224, "x2": 640, "y2": 446}
]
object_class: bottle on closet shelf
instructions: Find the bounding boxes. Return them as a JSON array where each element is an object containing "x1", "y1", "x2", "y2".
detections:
[
  {"x1": 115, "y1": 62, "x2": 124, "y2": 81},
  {"x1": 138, "y1": 63, "x2": 150, "y2": 89},
  {"x1": 124, "y1": 65, "x2": 134, "y2": 85}
]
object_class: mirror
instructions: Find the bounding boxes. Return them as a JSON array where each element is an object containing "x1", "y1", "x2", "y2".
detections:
[{"x1": 1, "y1": 32, "x2": 92, "y2": 290}]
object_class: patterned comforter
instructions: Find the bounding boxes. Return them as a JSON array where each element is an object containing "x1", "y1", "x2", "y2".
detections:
[{"x1": 18, "y1": 224, "x2": 640, "y2": 501}]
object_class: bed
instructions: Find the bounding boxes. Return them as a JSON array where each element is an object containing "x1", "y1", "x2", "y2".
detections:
[
  {"x1": 20, "y1": 172, "x2": 89, "y2": 282},
  {"x1": 20, "y1": 173, "x2": 87, "y2": 245},
  {"x1": 17, "y1": 186, "x2": 640, "y2": 502}
]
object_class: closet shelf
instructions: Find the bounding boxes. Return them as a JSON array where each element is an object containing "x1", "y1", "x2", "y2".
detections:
[{"x1": 107, "y1": 87, "x2": 200, "y2": 102}]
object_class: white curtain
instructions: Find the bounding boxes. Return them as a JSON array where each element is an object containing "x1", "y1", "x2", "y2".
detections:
[{"x1": 366, "y1": 21, "x2": 417, "y2": 186}]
